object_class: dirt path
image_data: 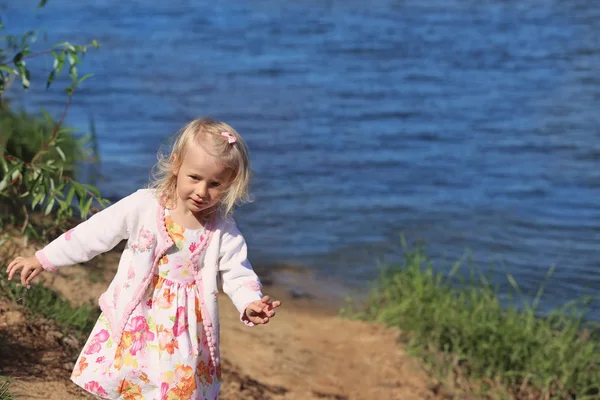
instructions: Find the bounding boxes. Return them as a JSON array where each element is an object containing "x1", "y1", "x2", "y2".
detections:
[{"x1": 1, "y1": 249, "x2": 450, "y2": 400}]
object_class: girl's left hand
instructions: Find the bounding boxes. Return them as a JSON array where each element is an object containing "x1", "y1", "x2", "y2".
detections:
[{"x1": 244, "y1": 295, "x2": 281, "y2": 325}]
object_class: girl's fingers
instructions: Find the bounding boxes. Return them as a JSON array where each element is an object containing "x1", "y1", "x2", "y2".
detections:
[
  {"x1": 7, "y1": 257, "x2": 23, "y2": 272},
  {"x1": 7, "y1": 262, "x2": 23, "y2": 281},
  {"x1": 248, "y1": 297, "x2": 280, "y2": 322},
  {"x1": 247, "y1": 302, "x2": 262, "y2": 315},
  {"x1": 264, "y1": 300, "x2": 281, "y2": 312},
  {"x1": 21, "y1": 266, "x2": 32, "y2": 286},
  {"x1": 261, "y1": 296, "x2": 281, "y2": 308},
  {"x1": 26, "y1": 268, "x2": 41, "y2": 287}
]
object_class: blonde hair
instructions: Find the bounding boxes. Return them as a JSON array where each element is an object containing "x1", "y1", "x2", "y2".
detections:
[{"x1": 149, "y1": 117, "x2": 252, "y2": 217}]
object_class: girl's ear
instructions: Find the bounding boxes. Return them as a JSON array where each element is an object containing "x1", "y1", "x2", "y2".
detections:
[{"x1": 172, "y1": 154, "x2": 179, "y2": 176}]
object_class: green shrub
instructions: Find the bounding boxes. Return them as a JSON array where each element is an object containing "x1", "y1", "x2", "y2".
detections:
[
  {"x1": 0, "y1": 107, "x2": 81, "y2": 178},
  {"x1": 342, "y1": 246, "x2": 600, "y2": 399},
  {"x1": 0, "y1": 1, "x2": 106, "y2": 244}
]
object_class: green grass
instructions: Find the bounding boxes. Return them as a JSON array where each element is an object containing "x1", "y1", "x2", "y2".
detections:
[
  {"x1": 341, "y1": 246, "x2": 600, "y2": 399},
  {"x1": 0, "y1": 273, "x2": 99, "y2": 335},
  {"x1": 0, "y1": 376, "x2": 13, "y2": 400}
]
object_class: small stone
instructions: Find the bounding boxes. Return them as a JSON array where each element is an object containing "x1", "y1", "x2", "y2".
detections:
[
  {"x1": 47, "y1": 330, "x2": 63, "y2": 342},
  {"x1": 62, "y1": 362, "x2": 75, "y2": 371},
  {"x1": 62, "y1": 335, "x2": 80, "y2": 349}
]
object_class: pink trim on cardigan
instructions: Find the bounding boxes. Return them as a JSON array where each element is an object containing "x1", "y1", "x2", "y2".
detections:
[
  {"x1": 156, "y1": 202, "x2": 171, "y2": 248},
  {"x1": 110, "y1": 204, "x2": 173, "y2": 345},
  {"x1": 189, "y1": 217, "x2": 215, "y2": 263},
  {"x1": 192, "y1": 223, "x2": 219, "y2": 366},
  {"x1": 35, "y1": 250, "x2": 57, "y2": 273}
]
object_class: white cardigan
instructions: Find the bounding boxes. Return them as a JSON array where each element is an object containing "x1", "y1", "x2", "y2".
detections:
[{"x1": 35, "y1": 189, "x2": 263, "y2": 369}]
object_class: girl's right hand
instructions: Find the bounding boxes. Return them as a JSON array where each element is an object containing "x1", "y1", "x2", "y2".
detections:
[{"x1": 6, "y1": 256, "x2": 44, "y2": 289}]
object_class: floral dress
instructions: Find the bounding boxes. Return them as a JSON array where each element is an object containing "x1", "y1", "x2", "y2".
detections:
[{"x1": 71, "y1": 213, "x2": 220, "y2": 399}]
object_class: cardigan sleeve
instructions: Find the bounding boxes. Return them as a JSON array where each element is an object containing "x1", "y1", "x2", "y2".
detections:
[
  {"x1": 34, "y1": 189, "x2": 143, "y2": 272},
  {"x1": 218, "y1": 218, "x2": 263, "y2": 326}
]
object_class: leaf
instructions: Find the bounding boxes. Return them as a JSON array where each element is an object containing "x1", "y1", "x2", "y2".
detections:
[
  {"x1": 72, "y1": 182, "x2": 85, "y2": 200},
  {"x1": 0, "y1": 65, "x2": 17, "y2": 75},
  {"x1": 92, "y1": 40, "x2": 100, "y2": 49},
  {"x1": 38, "y1": 0, "x2": 48, "y2": 8},
  {"x1": 10, "y1": 168, "x2": 21, "y2": 181},
  {"x1": 12, "y1": 52, "x2": 23, "y2": 63},
  {"x1": 41, "y1": 108, "x2": 54, "y2": 125},
  {"x1": 32, "y1": 192, "x2": 44, "y2": 210},
  {"x1": 54, "y1": 42, "x2": 75, "y2": 52},
  {"x1": 55, "y1": 146, "x2": 66, "y2": 162},
  {"x1": 66, "y1": 186, "x2": 75, "y2": 206},
  {"x1": 0, "y1": 177, "x2": 8, "y2": 192},
  {"x1": 57, "y1": 127, "x2": 77, "y2": 134},
  {"x1": 79, "y1": 196, "x2": 92, "y2": 218},
  {"x1": 16, "y1": 64, "x2": 30, "y2": 89},
  {"x1": 46, "y1": 70, "x2": 55, "y2": 89},
  {"x1": 84, "y1": 197, "x2": 93, "y2": 217},
  {"x1": 67, "y1": 52, "x2": 77, "y2": 66},
  {"x1": 77, "y1": 73, "x2": 93, "y2": 86},
  {"x1": 55, "y1": 51, "x2": 65, "y2": 74},
  {"x1": 69, "y1": 65, "x2": 78, "y2": 83},
  {"x1": 81, "y1": 183, "x2": 101, "y2": 197},
  {"x1": 22, "y1": 71, "x2": 31, "y2": 89},
  {"x1": 44, "y1": 198, "x2": 55, "y2": 215}
]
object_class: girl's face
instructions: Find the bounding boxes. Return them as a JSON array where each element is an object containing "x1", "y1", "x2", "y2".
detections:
[{"x1": 174, "y1": 141, "x2": 233, "y2": 216}]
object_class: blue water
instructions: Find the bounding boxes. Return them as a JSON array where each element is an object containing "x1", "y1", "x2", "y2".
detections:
[{"x1": 4, "y1": 0, "x2": 600, "y2": 317}]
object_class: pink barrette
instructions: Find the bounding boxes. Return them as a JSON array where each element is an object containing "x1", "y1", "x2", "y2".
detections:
[{"x1": 221, "y1": 131, "x2": 236, "y2": 144}]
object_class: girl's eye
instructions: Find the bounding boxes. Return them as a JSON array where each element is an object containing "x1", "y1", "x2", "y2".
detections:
[
  {"x1": 190, "y1": 175, "x2": 200, "y2": 181},
  {"x1": 210, "y1": 182, "x2": 221, "y2": 188}
]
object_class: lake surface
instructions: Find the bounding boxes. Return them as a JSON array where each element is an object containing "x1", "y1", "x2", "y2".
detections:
[{"x1": 4, "y1": 0, "x2": 600, "y2": 317}]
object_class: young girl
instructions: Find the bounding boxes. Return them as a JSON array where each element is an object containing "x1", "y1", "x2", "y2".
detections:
[{"x1": 6, "y1": 117, "x2": 281, "y2": 399}]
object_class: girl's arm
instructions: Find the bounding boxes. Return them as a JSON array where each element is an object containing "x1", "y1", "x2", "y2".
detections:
[
  {"x1": 218, "y1": 220, "x2": 264, "y2": 325},
  {"x1": 35, "y1": 189, "x2": 143, "y2": 272}
]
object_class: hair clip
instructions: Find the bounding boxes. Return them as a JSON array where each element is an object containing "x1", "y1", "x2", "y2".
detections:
[{"x1": 221, "y1": 131, "x2": 237, "y2": 144}]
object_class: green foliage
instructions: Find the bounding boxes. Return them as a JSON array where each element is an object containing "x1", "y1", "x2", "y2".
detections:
[
  {"x1": 0, "y1": 275, "x2": 99, "y2": 335},
  {"x1": 0, "y1": 21, "x2": 99, "y2": 96},
  {"x1": 0, "y1": 376, "x2": 12, "y2": 400},
  {"x1": 342, "y1": 246, "x2": 600, "y2": 399},
  {"x1": 0, "y1": 2, "x2": 107, "y2": 244},
  {"x1": 0, "y1": 3, "x2": 105, "y2": 398},
  {"x1": 0, "y1": 108, "x2": 80, "y2": 175}
]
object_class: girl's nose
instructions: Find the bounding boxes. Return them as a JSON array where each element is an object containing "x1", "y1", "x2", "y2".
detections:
[{"x1": 196, "y1": 182, "x2": 208, "y2": 197}]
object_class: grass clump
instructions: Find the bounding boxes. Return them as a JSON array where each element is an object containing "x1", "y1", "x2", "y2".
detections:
[
  {"x1": 342, "y1": 246, "x2": 600, "y2": 399},
  {"x1": 0, "y1": 376, "x2": 13, "y2": 400},
  {"x1": 0, "y1": 275, "x2": 99, "y2": 335}
]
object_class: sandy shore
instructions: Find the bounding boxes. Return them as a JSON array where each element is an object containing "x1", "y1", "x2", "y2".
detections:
[{"x1": 0, "y1": 247, "x2": 449, "y2": 400}]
